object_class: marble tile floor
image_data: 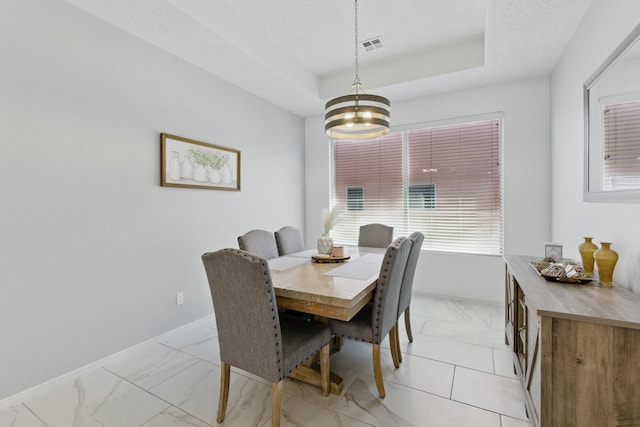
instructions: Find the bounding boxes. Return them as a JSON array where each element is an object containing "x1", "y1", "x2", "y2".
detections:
[{"x1": 0, "y1": 294, "x2": 532, "y2": 427}]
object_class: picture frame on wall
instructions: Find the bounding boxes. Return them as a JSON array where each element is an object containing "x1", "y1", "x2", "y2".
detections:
[{"x1": 161, "y1": 133, "x2": 241, "y2": 191}]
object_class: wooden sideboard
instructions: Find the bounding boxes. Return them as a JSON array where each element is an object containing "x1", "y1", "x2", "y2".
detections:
[{"x1": 504, "y1": 255, "x2": 640, "y2": 427}]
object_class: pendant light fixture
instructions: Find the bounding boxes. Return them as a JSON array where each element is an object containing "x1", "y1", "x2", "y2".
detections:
[{"x1": 324, "y1": 0, "x2": 391, "y2": 140}]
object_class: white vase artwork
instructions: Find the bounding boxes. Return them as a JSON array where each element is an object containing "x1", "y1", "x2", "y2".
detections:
[
  {"x1": 193, "y1": 164, "x2": 208, "y2": 182},
  {"x1": 208, "y1": 167, "x2": 222, "y2": 184},
  {"x1": 222, "y1": 164, "x2": 233, "y2": 184},
  {"x1": 168, "y1": 151, "x2": 181, "y2": 181},
  {"x1": 181, "y1": 155, "x2": 194, "y2": 179}
]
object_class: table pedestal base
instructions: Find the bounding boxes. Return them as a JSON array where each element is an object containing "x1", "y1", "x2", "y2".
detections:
[{"x1": 288, "y1": 364, "x2": 344, "y2": 395}]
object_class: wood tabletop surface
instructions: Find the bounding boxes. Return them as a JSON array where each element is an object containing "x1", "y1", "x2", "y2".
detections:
[{"x1": 270, "y1": 247, "x2": 385, "y2": 321}]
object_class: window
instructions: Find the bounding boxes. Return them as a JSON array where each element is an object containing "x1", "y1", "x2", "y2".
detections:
[
  {"x1": 346, "y1": 186, "x2": 364, "y2": 210},
  {"x1": 408, "y1": 184, "x2": 436, "y2": 209},
  {"x1": 331, "y1": 118, "x2": 503, "y2": 255},
  {"x1": 602, "y1": 100, "x2": 640, "y2": 191}
]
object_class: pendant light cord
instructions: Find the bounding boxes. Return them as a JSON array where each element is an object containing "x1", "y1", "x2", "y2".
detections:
[{"x1": 353, "y1": 0, "x2": 361, "y2": 92}]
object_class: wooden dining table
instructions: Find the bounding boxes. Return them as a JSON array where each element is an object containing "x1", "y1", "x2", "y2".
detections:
[{"x1": 267, "y1": 246, "x2": 385, "y2": 394}]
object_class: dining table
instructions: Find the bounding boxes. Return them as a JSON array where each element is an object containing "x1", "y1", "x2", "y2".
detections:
[{"x1": 267, "y1": 246, "x2": 386, "y2": 395}]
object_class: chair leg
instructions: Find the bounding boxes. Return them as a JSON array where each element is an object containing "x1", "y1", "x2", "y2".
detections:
[
  {"x1": 404, "y1": 305, "x2": 413, "y2": 342},
  {"x1": 389, "y1": 325, "x2": 400, "y2": 369},
  {"x1": 395, "y1": 322, "x2": 403, "y2": 363},
  {"x1": 217, "y1": 362, "x2": 231, "y2": 423},
  {"x1": 319, "y1": 343, "x2": 330, "y2": 396},
  {"x1": 271, "y1": 381, "x2": 283, "y2": 427},
  {"x1": 372, "y1": 344, "x2": 386, "y2": 398}
]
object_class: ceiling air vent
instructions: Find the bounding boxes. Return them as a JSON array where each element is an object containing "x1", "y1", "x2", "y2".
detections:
[{"x1": 361, "y1": 36, "x2": 384, "y2": 52}]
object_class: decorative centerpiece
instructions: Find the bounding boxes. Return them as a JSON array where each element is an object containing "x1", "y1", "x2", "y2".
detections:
[
  {"x1": 530, "y1": 259, "x2": 594, "y2": 284},
  {"x1": 317, "y1": 205, "x2": 342, "y2": 254}
]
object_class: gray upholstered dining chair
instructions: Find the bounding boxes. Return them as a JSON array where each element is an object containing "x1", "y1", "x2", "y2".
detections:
[
  {"x1": 358, "y1": 223, "x2": 394, "y2": 248},
  {"x1": 237, "y1": 229, "x2": 280, "y2": 260},
  {"x1": 329, "y1": 236, "x2": 411, "y2": 398},
  {"x1": 394, "y1": 231, "x2": 424, "y2": 363},
  {"x1": 274, "y1": 226, "x2": 305, "y2": 255},
  {"x1": 202, "y1": 248, "x2": 332, "y2": 427}
]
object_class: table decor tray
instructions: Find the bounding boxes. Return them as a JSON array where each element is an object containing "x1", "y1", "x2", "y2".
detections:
[
  {"x1": 529, "y1": 261, "x2": 595, "y2": 284},
  {"x1": 312, "y1": 254, "x2": 350, "y2": 263}
]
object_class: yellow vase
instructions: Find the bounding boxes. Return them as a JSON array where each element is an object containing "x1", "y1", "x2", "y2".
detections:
[
  {"x1": 578, "y1": 237, "x2": 598, "y2": 274},
  {"x1": 594, "y1": 242, "x2": 618, "y2": 286}
]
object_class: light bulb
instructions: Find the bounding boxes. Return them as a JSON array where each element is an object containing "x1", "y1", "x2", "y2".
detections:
[
  {"x1": 345, "y1": 113, "x2": 354, "y2": 128},
  {"x1": 362, "y1": 111, "x2": 372, "y2": 126}
]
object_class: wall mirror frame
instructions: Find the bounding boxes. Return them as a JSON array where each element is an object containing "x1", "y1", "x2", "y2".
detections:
[{"x1": 584, "y1": 22, "x2": 640, "y2": 202}]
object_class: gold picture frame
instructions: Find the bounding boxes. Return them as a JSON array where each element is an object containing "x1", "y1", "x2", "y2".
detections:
[{"x1": 161, "y1": 133, "x2": 241, "y2": 191}]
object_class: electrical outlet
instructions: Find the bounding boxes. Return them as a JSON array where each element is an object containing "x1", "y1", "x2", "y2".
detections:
[{"x1": 176, "y1": 292, "x2": 184, "y2": 306}]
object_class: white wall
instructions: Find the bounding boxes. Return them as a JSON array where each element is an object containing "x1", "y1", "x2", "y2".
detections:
[
  {"x1": 306, "y1": 77, "x2": 551, "y2": 303},
  {"x1": 550, "y1": 0, "x2": 640, "y2": 292},
  {"x1": 0, "y1": 0, "x2": 305, "y2": 400}
]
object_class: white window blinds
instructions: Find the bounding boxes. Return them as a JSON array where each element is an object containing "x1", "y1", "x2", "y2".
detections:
[
  {"x1": 602, "y1": 100, "x2": 640, "y2": 191},
  {"x1": 331, "y1": 119, "x2": 503, "y2": 255}
]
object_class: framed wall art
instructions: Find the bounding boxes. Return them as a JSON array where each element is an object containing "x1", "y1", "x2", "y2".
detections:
[{"x1": 161, "y1": 133, "x2": 241, "y2": 191}]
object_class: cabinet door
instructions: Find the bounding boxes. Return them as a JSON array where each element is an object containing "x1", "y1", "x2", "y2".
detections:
[
  {"x1": 515, "y1": 286, "x2": 527, "y2": 372},
  {"x1": 505, "y1": 269, "x2": 516, "y2": 348},
  {"x1": 525, "y1": 309, "x2": 541, "y2": 423},
  {"x1": 543, "y1": 318, "x2": 640, "y2": 426}
]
